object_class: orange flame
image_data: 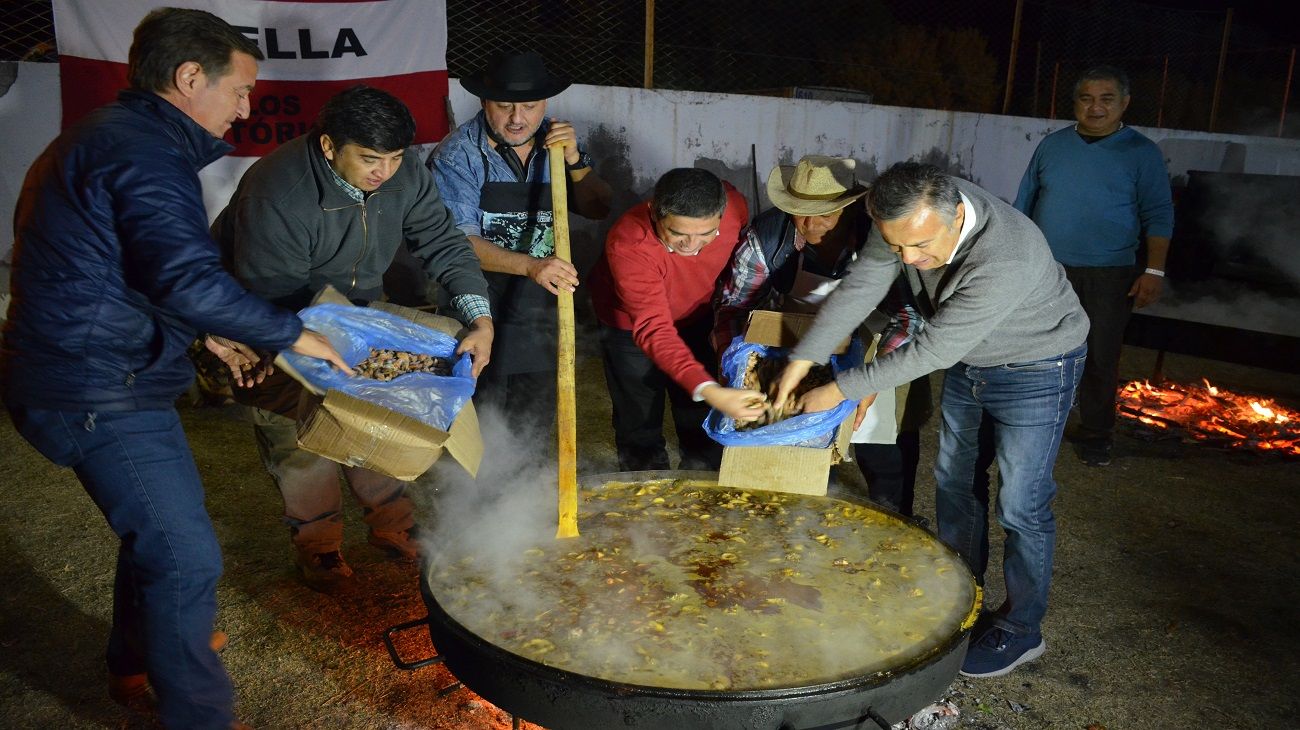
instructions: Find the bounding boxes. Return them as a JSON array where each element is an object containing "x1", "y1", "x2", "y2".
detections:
[{"x1": 1118, "y1": 379, "x2": 1300, "y2": 457}]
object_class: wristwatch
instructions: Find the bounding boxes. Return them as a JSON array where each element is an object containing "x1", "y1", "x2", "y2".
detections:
[{"x1": 566, "y1": 151, "x2": 592, "y2": 172}]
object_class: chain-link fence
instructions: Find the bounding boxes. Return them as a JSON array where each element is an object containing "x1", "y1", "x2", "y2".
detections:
[
  {"x1": 1009, "y1": 1, "x2": 1299, "y2": 136},
  {"x1": 1, "y1": 0, "x2": 55, "y2": 62},
  {"x1": 449, "y1": 0, "x2": 1300, "y2": 138},
  {"x1": 5, "y1": 0, "x2": 1299, "y2": 138},
  {"x1": 446, "y1": 1, "x2": 646, "y2": 90}
]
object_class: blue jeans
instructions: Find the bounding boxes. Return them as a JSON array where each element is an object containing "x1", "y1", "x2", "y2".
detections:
[
  {"x1": 934, "y1": 344, "x2": 1086, "y2": 635},
  {"x1": 8, "y1": 406, "x2": 233, "y2": 729}
]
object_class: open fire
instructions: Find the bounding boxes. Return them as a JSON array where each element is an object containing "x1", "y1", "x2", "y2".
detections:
[{"x1": 1117, "y1": 379, "x2": 1300, "y2": 457}]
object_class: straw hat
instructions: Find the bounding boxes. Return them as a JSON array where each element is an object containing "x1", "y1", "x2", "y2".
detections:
[{"x1": 766, "y1": 155, "x2": 867, "y2": 216}]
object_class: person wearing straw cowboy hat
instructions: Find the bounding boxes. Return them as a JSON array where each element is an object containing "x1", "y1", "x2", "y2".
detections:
[
  {"x1": 428, "y1": 51, "x2": 611, "y2": 432},
  {"x1": 714, "y1": 155, "x2": 933, "y2": 517}
]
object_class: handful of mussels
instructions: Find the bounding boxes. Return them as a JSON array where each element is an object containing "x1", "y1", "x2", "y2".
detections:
[
  {"x1": 738, "y1": 352, "x2": 834, "y2": 429},
  {"x1": 354, "y1": 348, "x2": 453, "y2": 381}
]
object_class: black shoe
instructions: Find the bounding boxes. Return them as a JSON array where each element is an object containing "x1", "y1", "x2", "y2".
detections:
[
  {"x1": 968, "y1": 608, "x2": 999, "y2": 639},
  {"x1": 1065, "y1": 423, "x2": 1108, "y2": 445},
  {"x1": 1076, "y1": 440, "x2": 1112, "y2": 467}
]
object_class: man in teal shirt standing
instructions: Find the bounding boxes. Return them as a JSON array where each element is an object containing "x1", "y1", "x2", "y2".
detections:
[{"x1": 1014, "y1": 65, "x2": 1174, "y2": 467}]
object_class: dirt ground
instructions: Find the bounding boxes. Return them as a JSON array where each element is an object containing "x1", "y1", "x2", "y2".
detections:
[{"x1": 1, "y1": 344, "x2": 1297, "y2": 730}]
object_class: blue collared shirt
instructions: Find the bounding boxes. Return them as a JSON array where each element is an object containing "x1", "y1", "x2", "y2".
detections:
[{"x1": 428, "y1": 110, "x2": 579, "y2": 239}]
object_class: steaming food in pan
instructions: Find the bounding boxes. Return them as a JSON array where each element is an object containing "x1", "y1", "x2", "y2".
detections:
[{"x1": 428, "y1": 479, "x2": 978, "y2": 691}]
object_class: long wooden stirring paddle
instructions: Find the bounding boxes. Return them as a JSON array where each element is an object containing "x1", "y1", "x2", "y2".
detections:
[{"x1": 548, "y1": 144, "x2": 579, "y2": 538}]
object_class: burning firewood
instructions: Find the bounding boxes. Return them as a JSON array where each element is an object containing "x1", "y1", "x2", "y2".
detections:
[
  {"x1": 354, "y1": 348, "x2": 453, "y2": 381},
  {"x1": 1117, "y1": 378, "x2": 1299, "y2": 457}
]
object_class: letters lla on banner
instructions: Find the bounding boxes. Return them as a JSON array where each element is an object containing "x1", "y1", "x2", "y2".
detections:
[
  {"x1": 52, "y1": 0, "x2": 449, "y2": 156},
  {"x1": 230, "y1": 26, "x2": 366, "y2": 60}
]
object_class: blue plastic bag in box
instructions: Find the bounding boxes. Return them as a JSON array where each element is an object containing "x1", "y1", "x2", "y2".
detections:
[
  {"x1": 703, "y1": 335, "x2": 862, "y2": 448},
  {"x1": 280, "y1": 303, "x2": 475, "y2": 431}
]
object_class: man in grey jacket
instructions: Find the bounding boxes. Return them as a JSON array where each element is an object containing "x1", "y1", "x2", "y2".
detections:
[
  {"x1": 777, "y1": 163, "x2": 1088, "y2": 678},
  {"x1": 211, "y1": 86, "x2": 493, "y2": 590}
]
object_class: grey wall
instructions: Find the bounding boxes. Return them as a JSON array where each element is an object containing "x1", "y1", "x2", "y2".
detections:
[{"x1": 471, "y1": 82, "x2": 1300, "y2": 213}]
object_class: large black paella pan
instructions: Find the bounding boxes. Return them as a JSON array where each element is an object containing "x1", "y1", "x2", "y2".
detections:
[{"x1": 391, "y1": 471, "x2": 980, "y2": 729}]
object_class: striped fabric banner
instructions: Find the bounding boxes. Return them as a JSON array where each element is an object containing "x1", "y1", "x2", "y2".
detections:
[{"x1": 52, "y1": 0, "x2": 450, "y2": 157}]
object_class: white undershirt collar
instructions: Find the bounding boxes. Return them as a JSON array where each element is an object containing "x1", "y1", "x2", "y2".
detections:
[{"x1": 944, "y1": 192, "x2": 977, "y2": 265}]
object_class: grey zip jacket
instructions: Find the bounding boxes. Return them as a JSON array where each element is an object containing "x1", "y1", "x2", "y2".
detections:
[{"x1": 212, "y1": 133, "x2": 488, "y2": 311}]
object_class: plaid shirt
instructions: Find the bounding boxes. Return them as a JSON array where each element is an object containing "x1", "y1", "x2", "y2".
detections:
[
  {"x1": 713, "y1": 227, "x2": 779, "y2": 351},
  {"x1": 713, "y1": 218, "x2": 924, "y2": 356},
  {"x1": 875, "y1": 275, "x2": 925, "y2": 354}
]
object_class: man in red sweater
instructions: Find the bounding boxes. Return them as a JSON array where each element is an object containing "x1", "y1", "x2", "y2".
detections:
[{"x1": 589, "y1": 168, "x2": 765, "y2": 470}]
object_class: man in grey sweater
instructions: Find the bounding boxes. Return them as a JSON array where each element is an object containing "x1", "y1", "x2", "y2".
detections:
[{"x1": 777, "y1": 163, "x2": 1088, "y2": 678}]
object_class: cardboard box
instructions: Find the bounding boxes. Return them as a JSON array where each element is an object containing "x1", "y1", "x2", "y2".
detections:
[
  {"x1": 716, "y1": 310, "x2": 866, "y2": 497},
  {"x1": 740, "y1": 309, "x2": 850, "y2": 355},
  {"x1": 276, "y1": 287, "x2": 483, "y2": 481}
]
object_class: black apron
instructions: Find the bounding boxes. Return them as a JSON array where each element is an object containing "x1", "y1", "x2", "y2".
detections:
[{"x1": 477, "y1": 147, "x2": 556, "y2": 376}]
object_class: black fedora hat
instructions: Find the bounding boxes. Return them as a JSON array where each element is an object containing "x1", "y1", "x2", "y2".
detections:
[{"x1": 461, "y1": 51, "x2": 571, "y2": 102}]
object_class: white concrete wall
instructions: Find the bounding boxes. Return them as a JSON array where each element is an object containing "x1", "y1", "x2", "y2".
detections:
[
  {"x1": 1, "y1": 62, "x2": 63, "y2": 269},
  {"x1": 484, "y1": 82, "x2": 1300, "y2": 210},
  {"x1": 6, "y1": 61, "x2": 1300, "y2": 275}
]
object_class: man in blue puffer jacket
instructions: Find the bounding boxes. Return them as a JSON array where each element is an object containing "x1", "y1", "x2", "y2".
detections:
[{"x1": 1, "y1": 9, "x2": 348, "y2": 729}]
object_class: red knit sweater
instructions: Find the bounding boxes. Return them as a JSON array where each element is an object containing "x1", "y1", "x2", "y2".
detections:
[{"x1": 589, "y1": 184, "x2": 749, "y2": 393}]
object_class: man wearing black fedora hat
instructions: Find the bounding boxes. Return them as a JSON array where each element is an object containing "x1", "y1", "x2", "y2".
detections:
[{"x1": 429, "y1": 51, "x2": 611, "y2": 430}]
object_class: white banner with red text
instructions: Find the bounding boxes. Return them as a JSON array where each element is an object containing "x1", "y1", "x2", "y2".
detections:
[{"x1": 52, "y1": 0, "x2": 448, "y2": 216}]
